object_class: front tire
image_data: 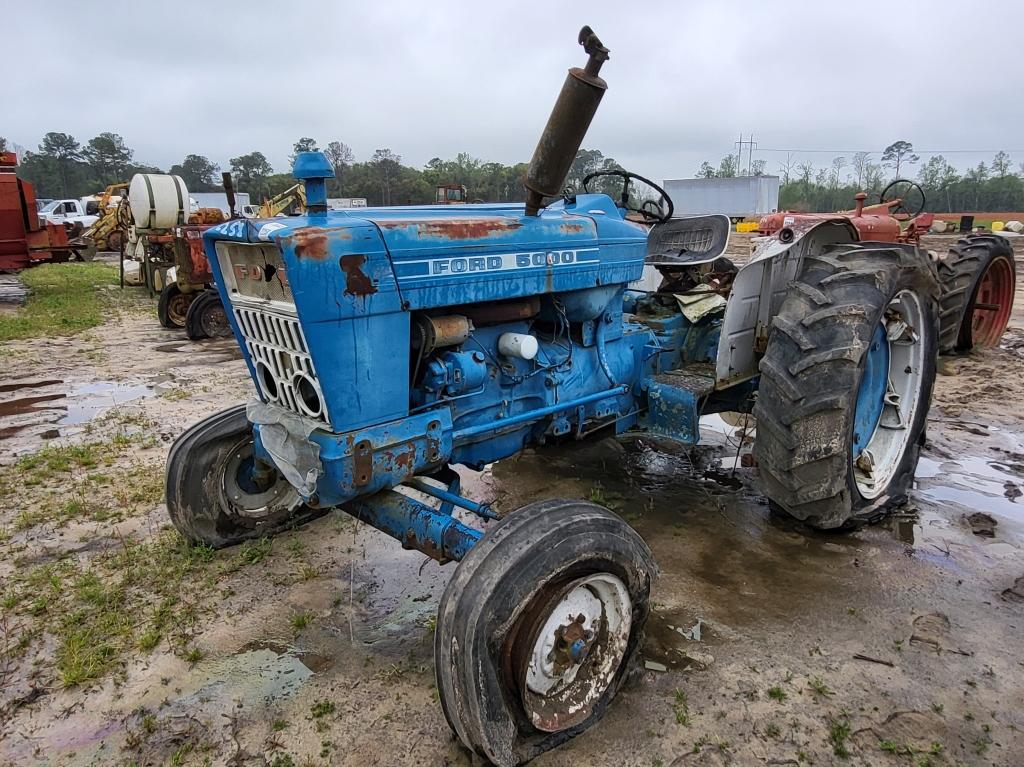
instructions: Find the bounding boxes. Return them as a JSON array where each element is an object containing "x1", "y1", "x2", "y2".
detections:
[
  {"x1": 185, "y1": 290, "x2": 231, "y2": 341},
  {"x1": 435, "y1": 500, "x2": 655, "y2": 766},
  {"x1": 158, "y1": 283, "x2": 193, "y2": 329},
  {"x1": 165, "y1": 405, "x2": 326, "y2": 548},
  {"x1": 754, "y1": 243, "x2": 939, "y2": 529}
]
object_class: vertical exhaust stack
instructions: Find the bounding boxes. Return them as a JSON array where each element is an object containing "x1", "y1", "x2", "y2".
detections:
[
  {"x1": 222, "y1": 171, "x2": 237, "y2": 218},
  {"x1": 524, "y1": 26, "x2": 610, "y2": 216}
]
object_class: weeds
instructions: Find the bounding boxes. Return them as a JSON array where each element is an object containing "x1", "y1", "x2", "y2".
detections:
[
  {"x1": 768, "y1": 685, "x2": 787, "y2": 702},
  {"x1": 310, "y1": 700, "x2": 335, "y2": 719},
  {"x1": 673, "y1": 690, "x2": 691, "y2": 726},
  {"x1": 808, "y1": 676, "x2": 833, "y2": 698},
  {"x1": 828, "y1": 714, "x2": 851, "y2": 758}
]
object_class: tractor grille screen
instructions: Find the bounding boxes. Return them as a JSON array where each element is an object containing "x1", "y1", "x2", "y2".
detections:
[
  {"x1": 231, "y1": 305, "x2": 331, "y2": 427},
  {"x1": 215, "y1": 242, "x2": 293, "y2": 305}
]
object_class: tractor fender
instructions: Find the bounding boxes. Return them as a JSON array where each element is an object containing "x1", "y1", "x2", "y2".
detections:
[{"x1": 715, "y1": 219, "x2": 859, "y2": 386}]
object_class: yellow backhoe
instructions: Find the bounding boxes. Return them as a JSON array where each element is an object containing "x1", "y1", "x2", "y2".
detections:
[{"x1": 258, "y1": 184, "x2": 307, "y2": 217}]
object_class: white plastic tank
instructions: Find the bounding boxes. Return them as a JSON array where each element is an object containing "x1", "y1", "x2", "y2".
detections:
[{"x1": 128, "y1": 174, "x2": 190, "y2": 229}]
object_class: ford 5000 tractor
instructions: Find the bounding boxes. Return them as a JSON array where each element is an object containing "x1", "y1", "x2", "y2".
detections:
[{"x1": 165, "y1": 27, "x2": 1000, "y2": 766}]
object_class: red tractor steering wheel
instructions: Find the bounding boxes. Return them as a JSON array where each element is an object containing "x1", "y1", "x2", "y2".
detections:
[{"x1": 880, "y1": 179, "x2": 926, "y2": 219}]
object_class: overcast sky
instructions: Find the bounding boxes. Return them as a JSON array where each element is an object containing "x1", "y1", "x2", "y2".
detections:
[{"x1": 9, "y1": 1, "x2": 1023, "y2": 182}]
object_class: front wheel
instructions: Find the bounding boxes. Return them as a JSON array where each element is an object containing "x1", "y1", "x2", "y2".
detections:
[
  {"x1": 435, "y1": 500, "x2": 655, "y2": 766},
  {"x1": 157, "y1": 283, "x2": 193, "y2": 329},
  {"x1": 165, "y1": 405, "x2": 326, "y2": 547},
  {"x1": 754, "y1": 243, "x2": 939, "y2": 529},
  {"x1": 185, "y1": 290, "x2": 231, "y2": 341}
]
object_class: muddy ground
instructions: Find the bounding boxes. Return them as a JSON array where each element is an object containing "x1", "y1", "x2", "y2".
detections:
[{"x1": 1, "y1": 236, "x2": 1023, "y2": 767}]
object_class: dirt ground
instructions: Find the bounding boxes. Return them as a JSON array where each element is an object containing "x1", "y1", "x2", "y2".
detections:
[{"x1": 1, "y1": 237, "x2": 1023, "y2": 767}]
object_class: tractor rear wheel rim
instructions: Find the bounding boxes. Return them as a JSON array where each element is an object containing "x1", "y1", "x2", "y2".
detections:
[
  {"x1": 221, "y1": 440, "x2": 298, "y2": 520},
  {"x1": 516, "y1": 572, "x2": 632, "y2": 733},
  {"x1": 852, "y1": 289, "x2": 926, "y2": 500},
  {"x1": 168, "y1": 293, "x2": 192, "y2": 326},
  {"x1": 970, "y1": 255, "x2": 1013, "y2": 347}
]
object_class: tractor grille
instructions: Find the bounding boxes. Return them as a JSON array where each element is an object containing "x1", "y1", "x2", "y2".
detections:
[
  {"x1": 232, "y1": 306, "x2": 331, "y2": 427},
  {"x1": 216, "y1": 242, "x2": 293, "y2": 304},
  {"x1": 214, "y1": 242, "x2": 329, "y2": 426}
]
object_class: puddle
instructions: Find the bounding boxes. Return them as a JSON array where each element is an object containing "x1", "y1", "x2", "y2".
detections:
[
  {"x1": 0, "y1": 378, "x2": 155, "y2": 444},
  {"x1": 916, "y1": 454, "x2": 1024, "y2": 521},
  {"x1": 642, "y1": 610, "x2": 716, "y2": 672},
  {"x1": 60, "y1": 381, "x2": 155, "y2": 425},
  {"x1": 0, "y1": 378, "x2": 63, "y2": 393}
]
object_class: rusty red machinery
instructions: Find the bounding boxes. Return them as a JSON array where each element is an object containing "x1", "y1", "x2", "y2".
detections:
[
  {"x1": 758, "y1": 180, "x2": 934, "y2": 244},
  {"x1": 0, "y1": 152, "x2": 78, "y2": 271},
  {"x1": 155, "y1": 176, "x2": 237, "y2": 340},
  {"x1": 757, "y1": 179, "x2": 1015, "y2": 353}
]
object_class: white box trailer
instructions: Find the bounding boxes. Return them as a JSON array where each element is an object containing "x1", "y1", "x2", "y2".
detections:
[
  {"x1": 190, "y1": 191, "x2": 251, "y2": 216},
  {"x1": 663, "y1": 176, "x2": 780, "y2": 221}
]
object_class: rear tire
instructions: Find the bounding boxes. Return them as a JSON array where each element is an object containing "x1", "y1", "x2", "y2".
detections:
[
  {"x1": 936, "y1": 234, "x2": 1016, "y2": 353},
  {"x1": 165, "y1": 405, "x2": 326, "y2": 548},
  {"x1": 754, "y1": 243, "x2": 939, "y2": 529},
  {"x1": 436, "y1": 500, "x2": 655, "y2": 766},
  {"x1": 158, "y1": 283, "x2": 193, "y2": 329}
]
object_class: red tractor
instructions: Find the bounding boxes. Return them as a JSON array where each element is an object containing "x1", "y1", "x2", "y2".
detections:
[{"x1": 758, "y1": 180, "x2": 1016, "y2": 353}]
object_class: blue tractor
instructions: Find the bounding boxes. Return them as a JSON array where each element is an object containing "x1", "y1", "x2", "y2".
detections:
[{"x1": 166, "y1": 27, "x2": 940, "y2": 765}]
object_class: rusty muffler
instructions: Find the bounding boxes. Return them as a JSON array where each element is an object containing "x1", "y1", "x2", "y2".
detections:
[{"x1": 524, "y1": 26, "x2": 610, "y2": 216}]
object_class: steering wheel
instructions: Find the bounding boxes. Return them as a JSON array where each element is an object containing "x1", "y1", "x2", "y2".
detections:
[
  {"x1": 581, "y1": 170, "x2": 674, "y2": 224},
  {"x1": 880, "y1": 179, "x2": 926, "y2": 219}
]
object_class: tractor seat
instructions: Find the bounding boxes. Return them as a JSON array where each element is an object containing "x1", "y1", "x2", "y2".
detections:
[{"x1": 646, "y1": 214, "x2": 731, "y2": 267}]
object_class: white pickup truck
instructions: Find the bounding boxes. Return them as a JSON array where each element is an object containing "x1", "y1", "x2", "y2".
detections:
[{"x1": 37, "y1": 198, "x2": 99, "y2": 228}]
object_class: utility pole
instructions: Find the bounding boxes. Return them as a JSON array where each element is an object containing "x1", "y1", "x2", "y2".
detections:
[{"x1": 734, "y1": 133, "x2": 758, "y2": 176}]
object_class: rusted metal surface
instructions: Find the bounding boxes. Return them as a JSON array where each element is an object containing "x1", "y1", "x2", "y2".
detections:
[
  {"x1": 377, "y1": 218, "x2": 523, "y2": 240},
  {"x1": 415, "y1": 314, "x2": 472, "y2": 354},
  {"x1": 339, "y1": 254, "x2": 377, "y2": 297},
  {"x1": 460, "y1": 296, "x2": 540, "y2": 326},
  {"x1": 352, "y1": 439, "x2": 372, "y2": 486},
  {"x1": 0, "y1": 152, "x2": 76, "y2": 270},
  {"x1": 292, "y1": 228, "x2": 329, "y2": 259},
  {"x1": 524, "y1": 27, "x2": 610, "y2": 215}
]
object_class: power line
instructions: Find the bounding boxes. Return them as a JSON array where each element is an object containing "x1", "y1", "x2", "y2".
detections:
[{"x1": 754, "y1": 147, "x2": 1024, "y2": 154}]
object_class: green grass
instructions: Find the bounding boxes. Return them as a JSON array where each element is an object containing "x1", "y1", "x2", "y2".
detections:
[
  {"x1": 768, "y1": 685, "x2": 787, "y2": 702},
  {"x1": 2, "y1": 531, "x2": 227, "y2": 686},
  {"x1": 0, "y1": 434, "x2": 162, "y2": 533},
  {"x1": 0, "y1": 263, "x2": 120, "y2": 342}
]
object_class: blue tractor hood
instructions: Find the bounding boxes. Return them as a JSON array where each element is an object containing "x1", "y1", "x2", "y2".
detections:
[{"x1": 205, "y1": 194, "x2": 647, "y2": 312}]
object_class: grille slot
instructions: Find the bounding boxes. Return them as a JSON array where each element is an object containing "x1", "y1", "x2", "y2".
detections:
[{"x1": 231, "y1": 305, "x2": 329, "y2": 427}]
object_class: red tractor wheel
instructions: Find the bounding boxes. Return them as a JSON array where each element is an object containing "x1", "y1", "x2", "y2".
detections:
[
  {"x1": 966, "y1": 249, "x2": 1015, "y2": 347},
  {"x1": 937, "y1": 234, "x2": 1016, "y2": 353}
]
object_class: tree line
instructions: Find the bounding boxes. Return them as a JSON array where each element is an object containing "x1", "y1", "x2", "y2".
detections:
[
  {"x1": 2, "y1": 132, "x2": 623, "y2": 207},
  {"x1": 7, "y1": 131, "x2": 1022, "y2": 214},
  {"x1": 697, "y1": 140, "x2": 1024, "y2": 214}
]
